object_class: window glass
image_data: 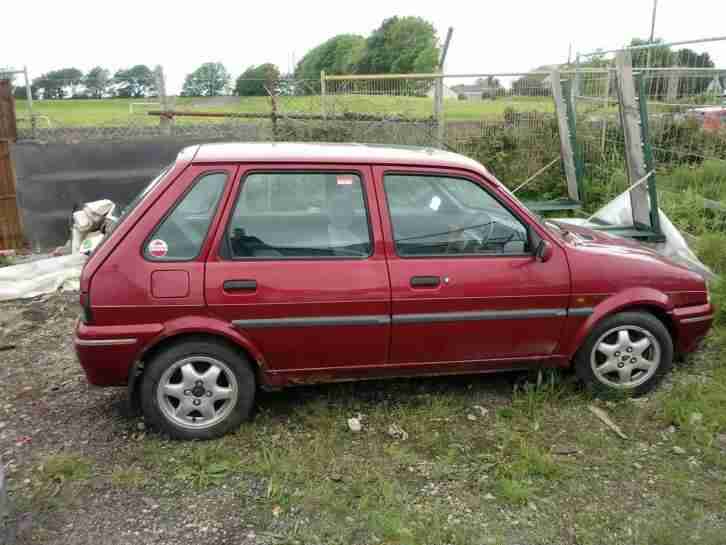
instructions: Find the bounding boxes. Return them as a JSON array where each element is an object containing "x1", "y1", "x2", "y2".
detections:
[
  {"x1": 145, "y1": 172, "x2": 227, "y2": 261},
  {"x1": 384, "y1": 174, "x2": 529, "y2": 256},
  {"x1": 226, "y1": 172, "x2": 371, "y2": 258}
]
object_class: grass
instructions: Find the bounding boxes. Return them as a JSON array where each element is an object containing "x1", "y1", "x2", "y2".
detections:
[
  {"x1": 14, "y1": 95, "x2": 554, "y2": 127},
  {"x1": 13, "y1": 454, "x2": 94, "y2": 515}
]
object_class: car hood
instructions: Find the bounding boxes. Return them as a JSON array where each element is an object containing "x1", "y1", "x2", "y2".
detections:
[
  {"x1": 550, "y1": 221, "x2": 680, "y2": 267},
  {"x1": 550, "y1": 220, "x2": 707, "y2": 295}
]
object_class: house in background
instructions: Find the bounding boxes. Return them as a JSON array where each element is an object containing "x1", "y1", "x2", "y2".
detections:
[
  {"x1": 426, "y1": 84, "x2": 458, "y2": 99},
  {"x1": 451, "y1": 77, "x2": 502, "y2": 100}
]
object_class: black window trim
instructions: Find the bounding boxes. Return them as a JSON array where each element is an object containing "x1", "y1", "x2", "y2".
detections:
[
  {"x1": 219, "y1": 168, "x2": 375, "y2": 262},
  {"x1": 382, "y1": 170, "x2": 535, "y2": 260},
  {"x1": 142, "y1": 169, "x2": 230, "y2": 263}
]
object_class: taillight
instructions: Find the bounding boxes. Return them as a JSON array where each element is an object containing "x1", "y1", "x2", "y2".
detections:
[{"x1": 80, "y1": 291, "x2": 93, "y2": 324}]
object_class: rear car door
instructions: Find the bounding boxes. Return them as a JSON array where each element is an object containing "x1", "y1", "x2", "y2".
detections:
[
  {"x1": 205, "y1": 164, "x2": 391, "y2": 381},
  {"x1": 374, "y1": 166, "x2": 570, "y2": 367}
]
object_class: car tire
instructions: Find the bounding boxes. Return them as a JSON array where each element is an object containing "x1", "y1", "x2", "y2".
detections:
[
  {"x1": 574, "y1": 311, "x2": 673, "y2": 397},
  {"x1": 140, "y1": 338, "x2": 255, "y2": 440}
]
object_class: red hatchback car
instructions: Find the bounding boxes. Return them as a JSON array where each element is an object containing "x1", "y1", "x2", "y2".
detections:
[{"x1": 75, "y1": 143, "x2": 713, "y2": 439}]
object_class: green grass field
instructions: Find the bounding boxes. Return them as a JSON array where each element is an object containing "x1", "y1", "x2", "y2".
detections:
[{"x1": 14, "y1": 95, "x2": 556, "y2": 127}]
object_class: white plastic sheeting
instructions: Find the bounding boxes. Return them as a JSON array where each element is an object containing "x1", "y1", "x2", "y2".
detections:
[
  {"x1": 0, "y1": 199, "x2": 116, "y2": 302},
  {"x1": 557, "y1": 191, "x2": 714, "y2": 280},
  {"x1": 0, "y1": 254, "x2": 87, "y2": 302}
]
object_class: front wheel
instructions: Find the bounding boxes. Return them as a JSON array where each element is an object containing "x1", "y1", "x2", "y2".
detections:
[
  {"x1": 574, "y1": 311, "x2": 673, "y2": 397},
  {"x1": 140, "y1": 339, "x2": 256, "y2": 440}
]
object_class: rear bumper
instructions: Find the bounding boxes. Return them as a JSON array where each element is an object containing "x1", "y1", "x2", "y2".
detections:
[
  {"x1": 74, "y1": 319, "x2": 161, "y2": 386},
  {"x1": 671, "y1": 303, "x2": 714, "y2": 356}
]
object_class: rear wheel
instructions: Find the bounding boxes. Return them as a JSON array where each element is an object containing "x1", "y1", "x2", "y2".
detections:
[
  {"x1": 575, "y1": 312, "x2": 673, "y2": 397},
  {"x1": 140, "y1": 339, "x2": 255, "y2": 440}
]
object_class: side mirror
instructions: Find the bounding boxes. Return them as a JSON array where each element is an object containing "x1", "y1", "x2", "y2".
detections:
[{"x1": 535, "y1": 239, "x2": 553, "y2": 262}]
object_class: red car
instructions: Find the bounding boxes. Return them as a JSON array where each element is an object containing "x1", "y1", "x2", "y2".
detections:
[{"x1": 75, "y1": 143, "x2": 714, "y2": 440}]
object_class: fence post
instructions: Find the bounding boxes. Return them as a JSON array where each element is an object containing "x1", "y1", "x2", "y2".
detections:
[
  {"x1": 434, "y1": 74, "x2": 444, "y2": 148},
  {"x1": 614, "y1": 50, "x2": 651, "y2": 229},
  {"x1": 154, "y1": 65, "x2": 172, "y2": 135},
  {"x1": 550, "y1": 69, "x2": 580, "y2": 202},
  {"x1": 666, "y1": 67, "x2": 680, "y2": 102},
  {"x1": 23, "y1": 66, "x2": 35, "y2": 139},
  {"x1": 572, "y1": 53, "x2": 581, "y2": 122},
  {"x1": 320, "y1": 70, "x2": 327, "y2": 120}
]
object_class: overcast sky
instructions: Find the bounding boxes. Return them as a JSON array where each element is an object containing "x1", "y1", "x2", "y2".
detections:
[{"x1": 4, "y1": 0, "x2": 726, "y2": 93}]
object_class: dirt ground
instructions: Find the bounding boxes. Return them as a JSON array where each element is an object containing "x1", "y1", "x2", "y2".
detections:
[{"x1": 1, "y1": 293, "x2": 725, "y2": 545}]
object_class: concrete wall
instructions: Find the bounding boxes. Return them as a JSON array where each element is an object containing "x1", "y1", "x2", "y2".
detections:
[
  {"x1": 12, "y1": 129, "x2": 256, "y2": 248},
  {"x1": 11, "y1": 120, "x2": 433, "y2": 248}
]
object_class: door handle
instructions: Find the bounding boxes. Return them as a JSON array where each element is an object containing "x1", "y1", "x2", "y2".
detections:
[
  {"x1": 410, "y1": 276, "x2": 441, "y2": 288},
  {"x1": 223, "y1": 279, "x2": 257, "y2": 292}
]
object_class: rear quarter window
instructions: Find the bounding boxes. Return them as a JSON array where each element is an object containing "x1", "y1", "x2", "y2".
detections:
[{"x1": 144, "y1": 171, "x2": 228, "y2": 261}]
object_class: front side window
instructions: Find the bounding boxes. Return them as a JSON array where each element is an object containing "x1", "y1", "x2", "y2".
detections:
[
  {"x1": 383, "y1": 174, "x2": 530, "y2": 257},
  {"x1": 145, "y1": 172, "x2": 228, "y2": 261},
  {"x1": 225, "y1": 172, "x2": 371, "y2": 259}
]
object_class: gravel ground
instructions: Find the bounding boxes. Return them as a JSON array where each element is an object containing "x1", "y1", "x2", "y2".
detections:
[{"x1": 0, "y1": 293, "x2": 254, "y2": 545}]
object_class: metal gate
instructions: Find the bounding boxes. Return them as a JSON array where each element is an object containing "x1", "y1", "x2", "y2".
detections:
[{"x1": 0, "y1": 79, "x2": 23, "y2": 249}]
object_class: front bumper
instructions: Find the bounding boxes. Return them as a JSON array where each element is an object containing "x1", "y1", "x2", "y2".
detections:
[{"x1": 671, "y1": 303, "x2": 714, "y2": 356}]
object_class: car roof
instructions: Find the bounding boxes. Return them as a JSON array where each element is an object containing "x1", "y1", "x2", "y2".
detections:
[{"x1": 181, "y1": 142, "x2": 490, "y2": 175}]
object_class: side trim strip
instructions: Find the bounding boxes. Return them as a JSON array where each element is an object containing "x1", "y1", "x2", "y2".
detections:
[
  {"x1": 568, "y1": 307, "x2": 594, "y2": 317},
  {"x1": 392, "y1": 308, "x2": 567, "y2": 324},
  {"x1": 680, "y1": 314, "x2": 714, "y2": 324},
  {"x1": 232, "y1": 315, "x2": 391, "y2": 329},
  {"x1": 74, "y1": 337, "x2": 138, "y2": 347}
]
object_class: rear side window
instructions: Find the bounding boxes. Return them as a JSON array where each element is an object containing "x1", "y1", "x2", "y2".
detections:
[
  {"x1": 225, "y1": 172, "x2": 371, "y2": 259},
  {"x1": 145, "y1": 172, "x2": 227, "y2": 261}
]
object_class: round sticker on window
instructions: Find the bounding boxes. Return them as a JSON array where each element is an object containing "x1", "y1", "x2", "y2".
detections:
[{"x1": 148, "y1": 239, "x2": 168, "y2": 258}]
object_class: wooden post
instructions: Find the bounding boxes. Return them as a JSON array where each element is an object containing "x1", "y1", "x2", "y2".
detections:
[
  {"x1": 434, "y1": 75, "x2": 444, "y2": 147},
  {"x1": 0, "y1": 79, "x2": 24, "y2": 249},
  {"x1": 154, "y1": 65, "x2": 172, "y2": 135},
  {"x1": 666, "y1": 67, "x2": 680, "y2": 102},
  {"x1": 23, "y1": 66, "x2": 35, "y2": 138},
  {"x1": 615, "y1": 50, "x2": 651, "y2": 228},
  {"x1": 320, "y1": 70, "x2": 327, "y2": 119},
  {"x1": 550, "y1": 69, "x2": 579, "y2": 201}
]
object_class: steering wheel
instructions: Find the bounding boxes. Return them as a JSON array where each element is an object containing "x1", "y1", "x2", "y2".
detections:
[{"x1": 460, "y1": 212, "x2": 495, "y2": 252}]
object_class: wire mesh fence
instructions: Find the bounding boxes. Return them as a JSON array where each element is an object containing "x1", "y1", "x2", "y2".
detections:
[{"x1": 573, "y1": 37, "x2": 726, "y2": 224}]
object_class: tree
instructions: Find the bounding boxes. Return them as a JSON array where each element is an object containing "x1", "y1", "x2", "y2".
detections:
[
  {"x1": 114, "y1": 65, "x2": 156, "y2": 98},
  {"x1": 629, "y1": 38, "x2": 715, "y2": 98},
  {"x1": 83, "y1": 66, "x2": 110, "y2": 98},
  {"x1": 33, "y1": 68, "x2": 83, "y2": 99},
  {"x1": 181, "y1": 62, "x2": 230, "y2": 97},
  {"x1": 355, "y1": 16, "x2": 440, "y2": 74},
  {"x1": 235, "y1": 64, "x2": 280, "y2": 96},
  {"x1": 294, "y1": 34, "x2": 366, "y2": 82}
]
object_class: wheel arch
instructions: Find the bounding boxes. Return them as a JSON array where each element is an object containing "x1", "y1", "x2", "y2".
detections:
[
  {"x1": 128, "y1": 327, "x2": 269, "y2": 415},
  {"x1": 564, "y1": 288, "x2": 674, "y2": 360}
]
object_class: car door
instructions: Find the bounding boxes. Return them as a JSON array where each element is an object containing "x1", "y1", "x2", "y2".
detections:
[
  {"x1": 374, "y1": 165, "x2": 570, "y2": 367},
  {"x1": 205, "y1": 163, "x2": 391, "y2": 381}
]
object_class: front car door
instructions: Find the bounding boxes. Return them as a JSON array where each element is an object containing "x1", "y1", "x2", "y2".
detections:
[
  {"x1": 374, "y1": 165, "x2": 570, "y2": 370},
  {"x1": 205, "y1": 164, "x2": 391, "y2": 384}
]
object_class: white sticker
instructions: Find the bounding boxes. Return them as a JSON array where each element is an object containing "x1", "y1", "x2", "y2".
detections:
[
  {"x1": 337, "y1": 175, "x2": 354, "y2": 186},
  {"x1": 148, "y1": 239, "x2": 169, "y2": 258},
  {"x1": 429, "y1": 195, "x2": 442, "y2": 211}
]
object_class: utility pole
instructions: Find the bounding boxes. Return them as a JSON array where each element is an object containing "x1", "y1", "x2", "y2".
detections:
[
  {"x1": 434, "y1": 27, "x2": 454, "y2": 148},
  {"x1": 646, "y1": 0, "x2": 658, "y2": 68}
]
